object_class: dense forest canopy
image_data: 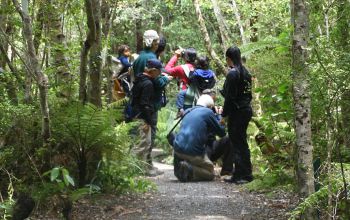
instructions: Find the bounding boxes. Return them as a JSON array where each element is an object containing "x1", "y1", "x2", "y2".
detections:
[{"x1": 0, "y1": 0, "x2": 349, "y2": 219}]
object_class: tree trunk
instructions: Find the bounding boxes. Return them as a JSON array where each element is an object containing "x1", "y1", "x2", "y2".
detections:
[
  {"x1": 101, "y1": 0, "x2": 114, "y2": 104},
  {"x1": 33, "y1": 4, "x2": 44, "y2": 55},
  {"x1": 337, "y1": 0, "x2": 350, "y2": 150},
  {"x1": 291, "y1": 0, "x2": 314, "y2": 217},
  {"x1": 13, "y1": 0, "x2": 51, "y2": 142},
  {"x1": 211, "y1": 0, "x2": 230, "y2": 52},
  {"x1": 79, "y1": 0, "x2": 97, "y2": 104},
  {"x1": 0, "y1": 1, "x2": 18, "y2": 105},
  {"x1": 135, "y1": 16, "x2": 143, "y2": 53},
  {"x1": 192, "y1": 0, "x2": 227, "y2": 76},
  {"x1": 249, "y1": 0, "x2": 258, "y2": 42},
  {"x1": 88, "y1": 0, "x2": 102, "y2": 107},
  {"x1": 231, "y1": 0, "x2": 247, "y2": 45},
  {"x1": 47, "y1": 1, "x2": 72, "y2": 99}
]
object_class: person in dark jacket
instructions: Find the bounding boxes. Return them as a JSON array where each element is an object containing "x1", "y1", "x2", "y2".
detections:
[
  {"x1": 221, "y1": 46, "x2": 253, "y2": 184},
  {"x1": 170, "y1": 94, "x2": 226, "y2": 182},
  {"x1": 130, "y1": 59, "x2": 162, "y2": 170}
]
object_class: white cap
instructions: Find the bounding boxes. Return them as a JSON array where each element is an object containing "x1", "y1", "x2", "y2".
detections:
[
  {"x1": 196, "y1": 94, "x2": 214, "y2": 108},
  {"x1": 143, "y1": 30, "x2": 159, "y2": 47}
]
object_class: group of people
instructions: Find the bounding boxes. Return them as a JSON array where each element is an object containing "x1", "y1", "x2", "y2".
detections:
[{"x1": 113, "y1": 29, "x2": 253, "y2": 184}]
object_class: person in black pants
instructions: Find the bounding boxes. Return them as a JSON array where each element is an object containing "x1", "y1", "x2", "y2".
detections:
[{"x1": 221, "y1": 46, "x2": 253, "y2": 184}]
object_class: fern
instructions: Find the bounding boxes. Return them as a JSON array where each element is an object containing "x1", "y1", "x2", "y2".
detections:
[{"x1": 51, "y1": 102, "x2": 121, "y2": 186}]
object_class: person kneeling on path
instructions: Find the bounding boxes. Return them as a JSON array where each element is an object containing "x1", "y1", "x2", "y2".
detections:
[{"x1": 170, "y1": 94, "x2": 226, "y2": 182}]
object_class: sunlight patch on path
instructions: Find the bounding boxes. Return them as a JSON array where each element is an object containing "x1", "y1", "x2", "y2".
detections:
[{"x1": 153, "y1": 161, "x2": 173, "y2": 171}]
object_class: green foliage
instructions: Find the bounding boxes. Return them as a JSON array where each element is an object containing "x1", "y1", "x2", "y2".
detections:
[
  {"x1": 289, "y1": 163, "x2": 350, "y2": 219},
  {"x1": 51, "y1": 102, "x2": 120, "y2": 186},
  {"x1": 246, "y1": 167, "x2": 295, "y2": 192},
  {"x1": 155, "y1": 107, "x2": 177, "y2": 153},
  {"x1": 94, "y1": 122, "x2": 155, "y2": 193},
  {"x1": 0, "y1": 172, "x2": 15, "y2": 220}
]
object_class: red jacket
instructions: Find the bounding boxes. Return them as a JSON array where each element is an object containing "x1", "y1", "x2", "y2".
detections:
[{"x1": 165, "y1": 55, "x2": 195, "y2": 90}]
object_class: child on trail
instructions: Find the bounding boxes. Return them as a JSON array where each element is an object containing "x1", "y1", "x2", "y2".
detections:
[
  {"x1": 176, "y1": 56, "x2": 216, "y2": 116},
  {"x1": 118, "y1": 44, "x2": 132, "y2": 75}
]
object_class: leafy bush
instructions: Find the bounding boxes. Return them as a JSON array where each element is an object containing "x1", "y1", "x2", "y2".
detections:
[{"x1": 51, "y1": 102, "x2": 122, "y2": 187}]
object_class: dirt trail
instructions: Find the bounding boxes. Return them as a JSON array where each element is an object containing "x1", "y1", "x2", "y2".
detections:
[
  {"x1": 34, "y1": 162, "x2": 296, "y2": 219},
  {"x1": 119, "y1": 162, "x2": 296, "y2": 220}
]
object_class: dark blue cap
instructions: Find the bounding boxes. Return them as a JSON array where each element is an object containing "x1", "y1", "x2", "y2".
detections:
[{"x1": 146, "y1": 59, "x2": 163, "y2": 70}]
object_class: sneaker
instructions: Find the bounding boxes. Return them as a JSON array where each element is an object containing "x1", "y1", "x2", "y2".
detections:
[
  {"x1": 224, "y1": 174, "x2": 253, "y2": 184},
  {"x1": 178, "y1": 161, "x2": 193, "y2": 182}
]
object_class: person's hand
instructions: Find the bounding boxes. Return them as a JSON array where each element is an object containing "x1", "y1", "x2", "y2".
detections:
[
  {"x1": 175, "y1": 49, "x2": 182, "y2": 57},
  {"x1": 142, "y1": 124, "x2": 150, "y2": 132},
  {"x1": 176, "y1": 109, "x2": 184, "y2": 118},
  {"x1": 220, "y1": 117, "x2": 226, "y2": 125},
  {"x1": 167, "y1": 75, "x2": 173, "y2": 81},
  {"x1": 217, "y1": 106, "x2": 223, "y2": 115}
]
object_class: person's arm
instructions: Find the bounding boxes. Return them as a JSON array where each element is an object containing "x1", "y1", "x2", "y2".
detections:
[
  {"x1": 221, "y1": 71, "x2": 239, "y2": 117},
  {"x1": 165, "y1": 55, "x2": 184, "y2": 78},
  {"x1": 207, "y1": 111, "x2": 226, "y2": 137},
  {"x1": 176, "y1": 90, "x2": 186, "y2": 110},
  {"x1": 154, "y1": 75, "x2": 169, "y2": 90},
  {"x1": 139, "y1": 82, "x2": 154, "y2": 124},
  {"x1": 120, "y1": 56, "x2": 132, "y2": 68}
]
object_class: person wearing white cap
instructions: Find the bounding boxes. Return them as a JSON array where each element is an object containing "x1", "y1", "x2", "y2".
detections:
[
  {"x1": 169, "y1": 94, "x2": 226, "y2": 182},
  {"x1": 132, "y1": 30, "x2": 160, "y2": 78}
]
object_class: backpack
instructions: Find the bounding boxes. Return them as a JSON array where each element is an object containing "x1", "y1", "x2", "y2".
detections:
[{"x1": 191, "y1": 74, "x2": 215, "y2": 92}]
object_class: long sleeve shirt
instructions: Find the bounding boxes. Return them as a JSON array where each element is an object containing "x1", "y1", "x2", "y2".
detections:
[
  {"x1": 222, "y1": 66, "x2": 252, "y2": 117},
  {"x1": 118, "y1": 55, "x2": 132, "y2": 74},
  {"x1": 131, "y1": 74, "x2": 155, "y2": 125},
  {"x1": 165, "y1": 55, "x2": 194, "y2": 90},
  {"x1": 173, "y1": 106, "x2": 226, "y2": 156},
  {"x1": 132, "y1": 50, "x2": 157, "y2": 77}
]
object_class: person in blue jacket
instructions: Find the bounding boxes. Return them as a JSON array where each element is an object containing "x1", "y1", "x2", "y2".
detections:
[
  {"x1": 117, "y1": 45, "x2": 132, "y2": 74},
  {"x1": 170, "y1": 94, "x2": 226, "y2": 182},
  {"x1": 176, "y1": 56, "x2": 216, "y2": 116}
]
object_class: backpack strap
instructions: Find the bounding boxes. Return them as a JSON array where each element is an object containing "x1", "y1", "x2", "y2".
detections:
[
  {"x1": 181, "y1": 64, "x2": 191, "y2": 78},
  {"x1": 167, "y1": 106, "x2": 200, "y2": 137}
]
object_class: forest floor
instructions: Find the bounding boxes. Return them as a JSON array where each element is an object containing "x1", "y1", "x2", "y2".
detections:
[{"x1": 33, "y1": 161, "x2": 299, "y2": 220}]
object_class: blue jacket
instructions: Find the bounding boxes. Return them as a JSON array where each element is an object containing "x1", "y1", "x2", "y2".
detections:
[
  {"x1": 118, "y1": 55, "x2": 132, "y2": 74},
  {"x1": 193, "y1": 69, "x2": 215, "y2": 78},
  {"x1": 173, "y1": 106, "x2": 226, "y2": 156}
]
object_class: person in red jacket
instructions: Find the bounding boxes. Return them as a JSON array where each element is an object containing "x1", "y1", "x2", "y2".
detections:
[{"x1": 165, "y1": 47, "x2": 197, "y2": 90}]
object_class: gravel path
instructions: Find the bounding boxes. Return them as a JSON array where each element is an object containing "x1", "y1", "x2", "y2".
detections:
[
  {"x1": 33, "y1": 162, "x2": 297, "y2": 219},
  {"x1": 120, "y1": 162, "x2": 296, "y2": 220}
]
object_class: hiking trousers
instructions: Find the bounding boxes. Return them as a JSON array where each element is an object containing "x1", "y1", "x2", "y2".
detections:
[
  {"x1": 131, "y1": 119, "x2": 152, "y2": 168},
  {"x1": 174, "y1": 151, "x2": 214, "y2": 181},
  {"x1": 207, "y1": 136, "x2": 234, "y2": 173},
  {"x1": 227, "y1": 107, "x2": 253, "y2": 178}
]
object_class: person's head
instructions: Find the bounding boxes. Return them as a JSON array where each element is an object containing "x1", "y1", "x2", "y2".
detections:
[
  {"x1": 196, "y1": 56, "x2": 210, "y2": 70},
  {"x1": 225, "y1": 46, "x2": 242, "y2": 67},
  {"x1": 143, "y1": 30, "x2": 159, "y2": 51},
  {"x1": 144, "y1": 59, "x2": 163, "y2": 78},
  {"x1": 155, "y1": 36, "x2": 167, "y2": 59},
  {"x1": 118, "y1": 44, "x2": 130, "y2": 57},
  {"x1": 182, "y1": 48, "x2": 197, "y2": 64},
  {"x1": 196, "y1": 94, "x2": 214, "y2": 108},
  {"x1": 202, "y1": 89, "x2": 217, "y2": 101}
]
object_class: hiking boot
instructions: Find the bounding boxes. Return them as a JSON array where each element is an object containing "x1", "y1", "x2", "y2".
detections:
[
  {"x1": 178, "y1": 161, "x2": 193, "y2": 182},
  {"x1": 224, "y1": 174, "x2": 253, "y2": 184},
  {"x1": 220, "y1": 170, "x2": 232, "y2": 176}
]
